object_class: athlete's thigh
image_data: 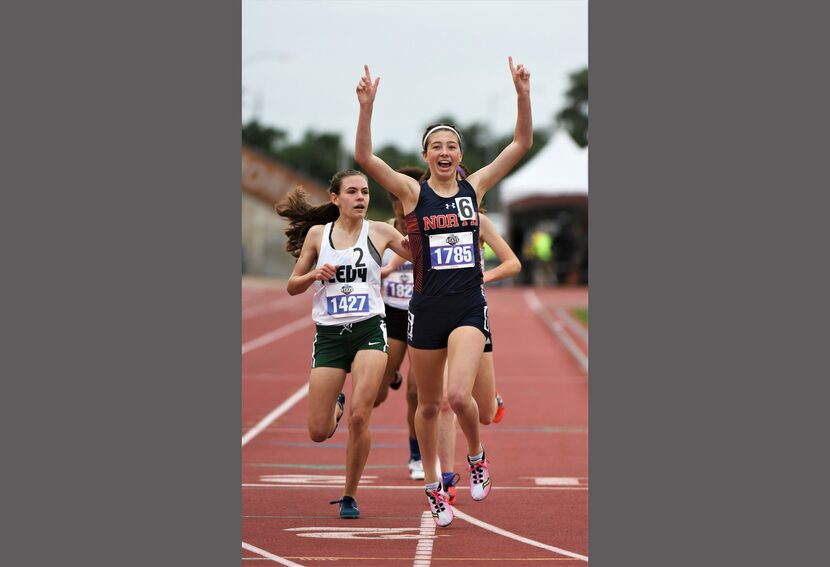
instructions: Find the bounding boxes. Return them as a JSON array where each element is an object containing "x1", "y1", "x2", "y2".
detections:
[
  {"x1": 446, "y1": 326, "x2": 486, "y2": 394},
  {"x1": 307, "y1": 367, "x2": 347, "y2": 427},
  {"x1": 409, "y1": 346, "x2": 447, "y2": 405},
  {"x1": 350, "y1": 349, "x2": 389, "y2": 410}
]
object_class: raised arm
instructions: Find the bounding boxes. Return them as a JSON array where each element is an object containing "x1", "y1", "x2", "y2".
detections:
[
  {"x1": 479, "y1": 214, "x2": 521, "y2": 285},
  {"x1": 354, "y1": 65, "x2": 420, "y2": 210},
  {"x1": 286, "y1": 225, "x2": 338, "y2": 296},
  {"x1": 467, "y1": 56, "x2": 533, "y2": 199}
]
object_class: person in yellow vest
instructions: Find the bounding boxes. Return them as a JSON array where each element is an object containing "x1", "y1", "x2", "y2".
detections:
[{"x1": 531, "y1": 228, "x2": 553, "y2": 286}]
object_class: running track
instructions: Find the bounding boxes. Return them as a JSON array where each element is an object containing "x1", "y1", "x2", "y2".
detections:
[{"x1": 242, "y1": 278, "x2": 589, "y2": 565}]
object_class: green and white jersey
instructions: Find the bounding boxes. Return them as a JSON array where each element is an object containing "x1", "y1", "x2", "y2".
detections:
[{"x1": 312, "y1": 220, "x2": 385, "y2": 326}]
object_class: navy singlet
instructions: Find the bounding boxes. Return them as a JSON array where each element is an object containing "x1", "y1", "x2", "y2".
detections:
[{"x1": 405, "y1": 179, "x2": 483, "y2": 297}]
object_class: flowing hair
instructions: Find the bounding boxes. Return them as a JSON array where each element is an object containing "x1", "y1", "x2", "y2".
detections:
[{"x1": 275, "y1": 169, "x2": 366, "y2": 258}]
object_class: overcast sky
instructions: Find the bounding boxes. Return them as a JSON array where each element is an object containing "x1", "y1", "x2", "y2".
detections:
[{"x1": 242, "y1": 0, "x2": 587, "y2": 153}]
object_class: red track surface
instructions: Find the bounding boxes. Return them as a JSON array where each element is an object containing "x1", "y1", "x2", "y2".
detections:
[{"x1": 242, "y1": 278, "x2": 589, "y2": 565}]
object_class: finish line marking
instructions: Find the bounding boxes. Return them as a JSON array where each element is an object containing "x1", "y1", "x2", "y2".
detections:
[
  {"x1": 414, "y1": 511, "x2": 436, "y2": 566},
  {"x1": 521, "y1": 477, "x2": 581, "y2": 486}
]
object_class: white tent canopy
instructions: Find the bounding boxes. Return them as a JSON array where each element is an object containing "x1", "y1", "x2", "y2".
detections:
[{"x1": 499, "y1": 131, "x2": 588, "y2": 206}]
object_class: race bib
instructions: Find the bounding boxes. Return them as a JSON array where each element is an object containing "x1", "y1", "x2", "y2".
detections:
[
  {"x1": 384, "y1": 269, "x2": 413, "y2": 300},
  {"x1": 428, "y1": 231, "x2": 475, "y2": 270},
  {"x1": 325, "y1": 281, "x2": 371, "y2": 317}
]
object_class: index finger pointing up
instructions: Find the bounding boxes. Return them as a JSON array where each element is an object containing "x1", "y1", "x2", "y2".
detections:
[
  {"x1": 508, "y1": 56, "x2": 515, "y2": 73},
  {"x1": 364, "y1": 65, "x2": 372, "y2": 81}
]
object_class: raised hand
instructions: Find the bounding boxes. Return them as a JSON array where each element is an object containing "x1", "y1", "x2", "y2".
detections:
[
  {"x1": 356, "y1": 65, "x2": 380, "y2": 106},
  {"x1": 508, "y1": 56, "x2": 531, "y2": 96}
]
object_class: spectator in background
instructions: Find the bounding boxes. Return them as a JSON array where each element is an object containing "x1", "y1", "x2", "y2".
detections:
[{"x1": 552, "y1": 223, "x2": 576, "y2": 286}]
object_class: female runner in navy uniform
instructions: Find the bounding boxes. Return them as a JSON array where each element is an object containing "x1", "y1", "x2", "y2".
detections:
[{"x1": 354, "y1": 58, "x2": 532, "y2": 527}]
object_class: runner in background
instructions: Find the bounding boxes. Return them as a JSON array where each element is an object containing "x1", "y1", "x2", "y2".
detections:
[{"x1": 372, "y1": 166, "x2": 425, "y2": 481}]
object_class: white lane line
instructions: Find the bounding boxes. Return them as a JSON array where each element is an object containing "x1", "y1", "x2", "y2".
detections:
[
  {"x1": 241, "y1": 383, "x2": 309, "y2": 448},
  {"x1": 242, "y1": 296, "x2": 300, "y2": 321},
  {"x1": 555, "y1": 307, "x2": 589, "y2": 345},
  {"x1": 242, "y1": 541, "x2": 306, "y2": 566},
  {"x1": 452, "y1": 509, "x2": 588, "y2": 562},
  {"x1": 523, "y1": 290, "x2": 589, "y2": 373},
  {"x1": 242, "y1": 316, "x2": 310, "y2": 356},
  {"x1": 413, "y1": 511, "x2": 435, "y2": 566},
  {"x1": 521, "y1": 476, "x2": 581, "y2": 486}
]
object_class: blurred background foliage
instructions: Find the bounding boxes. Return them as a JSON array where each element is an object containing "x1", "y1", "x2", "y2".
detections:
[{"x1": 242, "y1": 66, "x2": 587, "y2": 220}]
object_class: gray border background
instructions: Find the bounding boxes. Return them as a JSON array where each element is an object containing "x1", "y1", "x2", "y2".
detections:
[
  {"x1": 591, "y1": 2, "x2": 828, "y2": 565},
  {"x1": 3, "y1": 1, "x2": 827, "y2": 565},
  {"x1": 2, "y1": 2, "x2": 240, "y2": 565}
]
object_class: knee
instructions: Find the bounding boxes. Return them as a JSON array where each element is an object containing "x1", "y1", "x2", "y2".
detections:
[
  {"x1": 308, "y1": 427, "x2": 330, "y2": 443},
  {"x1": 348, "y1": 410, "x2": 369, "y2": 433},
  {"x1": 439, "y1": 397, "x2": 453, "y2": 415},
  {"x1": 447, "y1": 391, "x2": 471, "y2": 415},
  {"x1": 479, "y1": 412, "x2": 493, "y2": 426},
  {"x1": 418, "y1": 401, "x2": 441, "y2": 421}
]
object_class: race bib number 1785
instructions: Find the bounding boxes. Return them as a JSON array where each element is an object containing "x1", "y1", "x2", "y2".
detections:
[{"x1": 428, "y1": 231, "x2": 475, "y2": 270}]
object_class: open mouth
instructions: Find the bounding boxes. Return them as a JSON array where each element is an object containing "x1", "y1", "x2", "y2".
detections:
[
  {"x1": 437, "y1": 160, "x2": 452, "y2": 170},
  {"x1": 354, "y1": 204, "x2": 365, "y2": 210}
]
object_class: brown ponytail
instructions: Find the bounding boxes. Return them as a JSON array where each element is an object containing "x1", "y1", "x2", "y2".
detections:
[{"x1": 275, "y1": 169, "x2": 367, "y2": 258}]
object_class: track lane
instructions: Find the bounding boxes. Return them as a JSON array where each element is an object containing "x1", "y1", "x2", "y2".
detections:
[{"x1": 243, "y1": 281, "x2": 589, "y2": 564}]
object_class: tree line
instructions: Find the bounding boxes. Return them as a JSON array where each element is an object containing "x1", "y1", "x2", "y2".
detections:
[{"x1": 243, "y1": 67, "x2": 587, "y2": 218}]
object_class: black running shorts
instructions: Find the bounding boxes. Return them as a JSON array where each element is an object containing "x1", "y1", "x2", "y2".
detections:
[
  {"x1": 407, "y1": 288, "x2": 490, "y2": 350},
  {"x1": 383, "y1": 305, "x2": 409, "y2": 342}
]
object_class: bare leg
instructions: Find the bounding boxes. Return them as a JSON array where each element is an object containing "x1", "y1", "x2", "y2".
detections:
[
  {"x1": 472, "y1": 352, "x2": 497, "y2": 425},
  {"x1": 446, "y1": 327, "x2": 486, "y2": 457},
  {"x1": 409, "y1": 346, "x2": 448, "y2": 485},
  {"x1": 437, "y1": 362, "x2": 457, "y2": 475},
  {"x1": 307, "y1": 367, "x2": 348, "y2": 442},
  {"x1": 343, "y1": 349, "x2": 387, "y2": 497},
  {"x1": 405, "y1": 362, "x2": 417, "y2": 440},
  {"x1": 374, "y1": 337, "x2": 407, "y2": 407}
]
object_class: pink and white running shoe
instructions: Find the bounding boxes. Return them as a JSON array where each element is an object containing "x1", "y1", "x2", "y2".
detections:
[
  {"x1": 467, "y1": 454, "x2": 491, "y2": 501},
  {"x1": 425, "y1": 487, "x2": 453, "y2": 527}
]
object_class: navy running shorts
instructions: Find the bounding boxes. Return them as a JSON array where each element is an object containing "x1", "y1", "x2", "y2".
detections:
[{"x1": 407, "y1": 288, "x2": 490, "y2": 350}]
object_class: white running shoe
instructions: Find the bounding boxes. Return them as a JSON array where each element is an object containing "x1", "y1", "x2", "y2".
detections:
[
  {"x1": 408, "y1": 459, "x2": 425, "y2": 480},
  {"x1": 467, "y1": 453, "x2": 491, "y2": 501},
  {"x1": 425, "y1": 486, "x2": 453, "y2": 527}
]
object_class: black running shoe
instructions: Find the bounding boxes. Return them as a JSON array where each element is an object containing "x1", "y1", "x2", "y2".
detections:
[
  {"x1": 330, "y1": 495, "x2": 360, "y2": 519},
  {"x1": 327, "y1": 392, "x2": 346, "y2": 439},
  {"x1": 389, "y1": 370, "x2": 403, "y2": 390}
]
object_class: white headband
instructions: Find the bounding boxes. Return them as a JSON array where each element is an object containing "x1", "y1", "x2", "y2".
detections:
[{"x1": 422, "y1": 125, "x2": 462, "y2": 151}]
